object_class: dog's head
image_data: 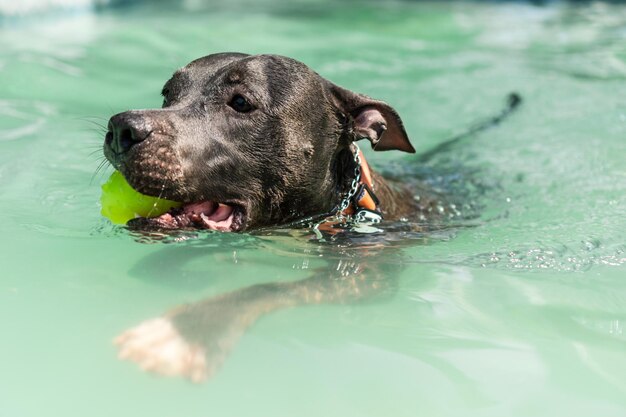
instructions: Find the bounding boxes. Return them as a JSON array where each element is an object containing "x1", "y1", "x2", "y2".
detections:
[{"x1": 104, "y1": 53, "x2": 415, "y2": 231}]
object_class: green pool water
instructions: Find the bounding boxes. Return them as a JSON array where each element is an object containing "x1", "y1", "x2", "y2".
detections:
[{"x1": 1, "y1": 1, "x2": 625, "y2": 416}]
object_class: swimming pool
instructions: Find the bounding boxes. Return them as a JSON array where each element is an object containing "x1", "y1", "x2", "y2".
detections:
[{"x1": 1, "y1": 1, "x2": 624, "y2": 416}]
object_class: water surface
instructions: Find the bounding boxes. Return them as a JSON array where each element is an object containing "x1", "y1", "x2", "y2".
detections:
[{"x1": 1, "y1": 1, "x2": 625, "y2": 416}]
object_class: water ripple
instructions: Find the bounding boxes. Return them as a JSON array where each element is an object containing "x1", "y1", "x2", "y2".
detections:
[
  {"x1": 469, "y1": 242, "x2": 626, "y2": 272},
  {"x1": 0, "y1": 99, "x2": 56, "y2": 141}
]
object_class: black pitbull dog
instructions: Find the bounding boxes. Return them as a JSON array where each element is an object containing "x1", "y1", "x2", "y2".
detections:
[
  {"x1": 105, "y1": 53, "x2": 520, "y2": 381},
  {"x1": 104, "y1": 52, "x2": 421, "y2": 234}
]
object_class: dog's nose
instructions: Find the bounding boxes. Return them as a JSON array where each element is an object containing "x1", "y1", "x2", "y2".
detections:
[{"x1": 105, "y1": 113, "x2": 152, "y2": 154}]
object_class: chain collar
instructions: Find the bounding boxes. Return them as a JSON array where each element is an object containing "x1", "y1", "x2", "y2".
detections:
[
  {"x1": 335, "y1": 143, "x2": 363, "y2": 217},
  {"x1": 311, "y1": 144, "x2": 383, "y2": 237}
]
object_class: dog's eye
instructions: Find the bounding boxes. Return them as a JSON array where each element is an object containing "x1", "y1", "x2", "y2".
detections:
[{"x1": 228, "y1": 94, "x2": 254, "y2": 113}]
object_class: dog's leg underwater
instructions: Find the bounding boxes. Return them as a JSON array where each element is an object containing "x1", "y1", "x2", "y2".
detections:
[{"x1": 114, "y1": 247, "x2": 399, "y2": 382}]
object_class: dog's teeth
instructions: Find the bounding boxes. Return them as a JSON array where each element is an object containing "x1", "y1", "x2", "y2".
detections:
[{"x1": 184, "y1": 201, "x2": 217, "y2": 216}]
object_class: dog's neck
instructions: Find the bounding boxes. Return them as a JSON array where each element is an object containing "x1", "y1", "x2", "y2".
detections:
[
  {"x1": 335, "y1": 145, "x2": 382, "y2": 221},
  {"x1": 332, "y1": 144, "x2": 416, "y2": 222}
]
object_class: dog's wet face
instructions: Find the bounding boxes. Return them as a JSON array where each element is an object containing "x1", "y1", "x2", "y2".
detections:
[
  {"x1": 104, "y1": 53, "x2": 413, "y2": 232},
  {"x1": 104, "y1": 53, "x2": 344, "y2": 231}
]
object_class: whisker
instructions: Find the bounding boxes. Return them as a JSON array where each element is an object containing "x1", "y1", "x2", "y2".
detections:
[
  {"x1": 82, "y1": 144, "x2": 104, "y2": 150},
  {"x1": 90, "y1": 158, "x2": 112, "y2": 185},
  {"x1": 87, "y1": 148, "x2": 105, "y2": 159},
  {"x1": 79, "y1": 124, "x2": 107, "y2": 131},
  {"x1": 146, "y1": 177, "x2": 171, "y2": 218},
  {"x1": 76, "y1": 116, "x2": 109, "y2": 127},
  {"x1": 77, "y1": 118, "x2": 110, "y2": 145},
  {"x1": 80, "y1": 127, "x2": 108, "y2": 137},
  {"x1": 81, "y1": 143, "x2": 104, "y2": 156},
  {"x1": 87, "y1": 121, "x2": 107, "y2": 130},
  {"x1": 77, "y1": 117, "x2": 109, "y2": 131},
  {"x1": 76, "y1": 115, "x2": 109, "y2": 121}
]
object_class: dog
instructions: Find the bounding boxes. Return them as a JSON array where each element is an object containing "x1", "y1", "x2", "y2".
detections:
[
  {"x1": 105, "y1": 53, "x2": 520, "y2": 381},
  {"x1": 103, "y1": 52, "x2": 434, "y2": 234}
]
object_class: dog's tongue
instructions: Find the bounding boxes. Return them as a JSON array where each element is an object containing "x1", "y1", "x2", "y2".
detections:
[
  {"x1": 135, "y1": 201, "x2": 235, "y2": 231},
  {"x1": 184, "y1": 202, "x2": 234, "y2": 230}
]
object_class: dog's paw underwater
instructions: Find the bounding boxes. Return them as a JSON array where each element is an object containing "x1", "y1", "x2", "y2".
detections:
[{"x1": 100, "y1": 171, "x2": 181, "y2": 224}]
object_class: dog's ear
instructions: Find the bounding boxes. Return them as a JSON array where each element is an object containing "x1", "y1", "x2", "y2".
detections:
[{"x1": 327, "y1": 83, "x2": 415, "y2": 153}]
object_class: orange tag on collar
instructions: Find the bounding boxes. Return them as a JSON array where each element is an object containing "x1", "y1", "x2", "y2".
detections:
[
  {"x1": 353, "y1": 183, "x2": 379, "y2": 212},
  {"x1": 340, "y1": 150, "x2": 382, "y2": 217}
]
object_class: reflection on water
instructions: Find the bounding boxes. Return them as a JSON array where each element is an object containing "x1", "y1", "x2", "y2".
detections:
[{"x1": 119, "y1": 231, "x2": 405, "y2": 381}]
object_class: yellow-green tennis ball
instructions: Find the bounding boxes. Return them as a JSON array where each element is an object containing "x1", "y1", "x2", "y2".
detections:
[{"x1": 100, "y1": 171, "x2": 181, "y2": 225}]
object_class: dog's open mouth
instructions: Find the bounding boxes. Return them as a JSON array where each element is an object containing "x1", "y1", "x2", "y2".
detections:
[{"x1": 127, "y1": 201, "x2": 245, "y2": 232}]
